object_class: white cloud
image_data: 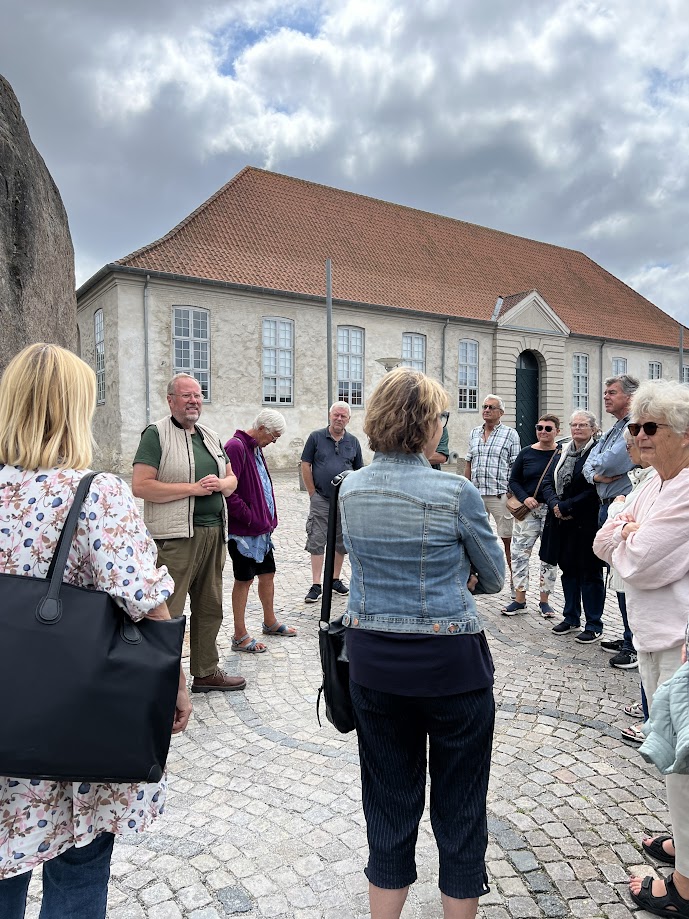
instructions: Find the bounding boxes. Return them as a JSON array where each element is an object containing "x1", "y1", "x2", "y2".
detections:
[{"x1": 3, "y1": 0, "x2": 689, "y2": 325}]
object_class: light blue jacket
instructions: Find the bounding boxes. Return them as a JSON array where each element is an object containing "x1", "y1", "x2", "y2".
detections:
[
  {"x1": 582, "y1": 417, "x2": 634, "y2": 499},
  {"x1": 339, "y1": 452, "x2": 505, "y2": 635},
  {"x1": 640, "y1": 661, "x2": 689, "y2": 775}
]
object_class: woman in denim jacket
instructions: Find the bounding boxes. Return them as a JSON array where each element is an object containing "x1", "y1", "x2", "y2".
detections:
[{"x1": 339, "y1": 368, "x2": 505, "y2": 919}]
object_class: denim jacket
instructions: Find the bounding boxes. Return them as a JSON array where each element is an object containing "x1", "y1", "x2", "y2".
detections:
[{"x1": 339, "y1": 452, "x2": 505, "y2": 635}]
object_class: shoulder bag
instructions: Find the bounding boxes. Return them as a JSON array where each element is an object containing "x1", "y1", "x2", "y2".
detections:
[
  {"x1": 316, "y1": 471, "x2": 355, "y2": 734},
  {"x1": 506, "y1": 448, "x2": 560, "y2": 521},
  {"x1": 0, "y1": 472, "x2": 186, "y2": 783}
]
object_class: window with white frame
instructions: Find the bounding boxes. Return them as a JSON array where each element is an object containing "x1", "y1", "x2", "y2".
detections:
[
  {"x1": 458, "y1": 339, "x2": 478, "y2": 410},
  {"x1": 573, "y1": 353, "x2": 589, "y2": 409},
  {"x1": 262, "y1": 318, "x2": 294, "y2": 404},
  {"x1": 611, "y1": 357, "x2": 627, "y2": 376},
  {"x1": 402, "y1": 333, "x2": 426, "y2": 372},
  {"x1": 94, "y1": 309, "x2": 105, "y2": 405},
  {"x1": 648, "y1": 361, "x2": 662, "y2": 379},
  {"x1": 683, "y1": 366, "x2": 689, "y2": 384},
  {"x1": 173, "y1": 307, "x2": 210, "y2": 399},
  {"x1": 337, "y1": 326, "x2": 364, "y2": 406}
]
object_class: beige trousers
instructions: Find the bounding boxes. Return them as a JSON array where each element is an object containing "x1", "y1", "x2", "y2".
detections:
[
  {"x1": 638, "y1": 645, "x2": 689, "y2": 877},
  {"x1": 155, "y1": 525, "x2": 226, "y2": 678}
]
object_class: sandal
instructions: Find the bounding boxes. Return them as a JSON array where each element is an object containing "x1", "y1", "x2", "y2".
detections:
[
  {"x1": 629, "y1": 875, "x2": 689, "y2": 918},
  {"x1": 642, "y1": 834, "x2": 676, "y2": 866},
  {"x1": 539, "y1": 601, "x2": 555, "y2": 619},
  {"x1": 501, "y1": 601, "x2": 527, "y2": 616},
  {"x1": 231, "y1": 633, "x2": 267, "y2": 653},
  {"x1": 621, "y1": 723, "x2": 644, "y2": 745},
  {"x1": 624, "y1": 700, "x2": 645, "y2": 719},
  {"x1": 262, "y1": 621, "x2": 297, "y2": 637}
]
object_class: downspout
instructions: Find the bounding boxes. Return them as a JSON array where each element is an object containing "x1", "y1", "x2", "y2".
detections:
[
  {"x1": 599, "y1": 339, "x2": 605, "y2": 422},
  {"x1": 441, "y1": 318, "x2": 449, "y2": 384},
  {"x1": 144, "y1": 274, "x2": 151, "y2": 425},
  {"x1": 680, "y1": 324, "x2": 684, "y2": 382}
]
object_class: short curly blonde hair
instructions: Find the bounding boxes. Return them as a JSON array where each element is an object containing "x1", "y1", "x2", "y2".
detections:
[{"x1": 364, "y1": 367, "x2": 449, "y2": 454}]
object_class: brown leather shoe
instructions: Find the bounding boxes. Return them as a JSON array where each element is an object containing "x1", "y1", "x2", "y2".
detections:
[{"x1": 191, "y1": 669, "x2": 246, "y2": 693}]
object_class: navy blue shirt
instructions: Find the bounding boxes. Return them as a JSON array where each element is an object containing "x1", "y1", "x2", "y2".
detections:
[
  {"x1": 346, "y1": 629, "x2": 494, "y2": 697},
  {"x1": 301, "y1": 427, "x2": 363, "y2": 499}
]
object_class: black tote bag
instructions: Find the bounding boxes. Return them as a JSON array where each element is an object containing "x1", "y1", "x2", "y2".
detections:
[
  {"x1": 0, "y1": 472, "x2": 186, "y2": 783},
  {"x1": 316, "y1": 470, "x2": 355, "y2": 734}
]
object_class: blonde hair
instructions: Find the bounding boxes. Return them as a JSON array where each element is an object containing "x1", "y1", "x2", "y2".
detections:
[
  {"x1": 0, "y1": 343, "x2": 96, "y2": 470},
  {"x1": 364, "y1": 367, "x2": 449, "y2": 454}
]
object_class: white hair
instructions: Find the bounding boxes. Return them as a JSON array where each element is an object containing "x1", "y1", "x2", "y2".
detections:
[
  {"x1": 483, "y1": 394, "x2": 505, "y2": 411},
  {"x1": 252, "y1": 409, "x2": 286, "y2": 435},
  {"x1": 631, "y1": 380, "x2": 689, "y2": 434},
  {"x1": 329, "y1": 401, "x2": 351, "y2": 415}
]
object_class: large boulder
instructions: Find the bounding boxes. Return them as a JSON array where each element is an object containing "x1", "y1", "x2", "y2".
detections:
[{"x1": 0, "y1": 74, "x2": 76, "y2": 372}]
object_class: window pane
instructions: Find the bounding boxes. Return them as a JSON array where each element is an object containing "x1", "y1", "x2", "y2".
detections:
[
  {"x1": 263, "y1": 319, "x2": 276, "y2": 347},
  {"x1": 337, "y1": 327, "x2": 365, "y2": 407},
  {"x1": 262, "y1": 317, "x2": 294, "y2": 406},
  {"x1": 173, "y1": 307, "x2": 210, "y2": 398},
  {"x1": 458, "y1": 340, "x2": 478, "y2": 412}
]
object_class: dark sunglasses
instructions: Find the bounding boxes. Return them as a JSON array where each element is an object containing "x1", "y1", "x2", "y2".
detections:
[
  {"x1": 627, "y1": 422, "x2": 670, "y2": 437},
  {"x1": 536, "y1": 424, "x2": 554, "y2": 432},
  {"x1": 439, "y1": 411, "x2": 450, "y2": 428},
  {"x1": 482, "y1": 405, "x2": 499, "y2": 411}
]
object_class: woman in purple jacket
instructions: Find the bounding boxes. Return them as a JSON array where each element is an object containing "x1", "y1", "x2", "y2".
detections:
[{"x1": 224, "y1": 410, "x2": 297, "y2": 652}]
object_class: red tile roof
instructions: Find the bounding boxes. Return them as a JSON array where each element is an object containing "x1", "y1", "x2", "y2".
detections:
[{"x1": 117, "y1": 167, "x2": 684, "y2": 349}]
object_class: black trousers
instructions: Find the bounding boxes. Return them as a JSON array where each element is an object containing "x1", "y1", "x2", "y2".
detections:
[{"x1": 350, "y1": 680, "x2": 494, "y2": 899}]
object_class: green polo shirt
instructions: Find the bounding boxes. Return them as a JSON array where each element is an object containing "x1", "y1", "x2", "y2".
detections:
[{"x1": 133, "y1": 422, "x2": 228, "y2": 527}]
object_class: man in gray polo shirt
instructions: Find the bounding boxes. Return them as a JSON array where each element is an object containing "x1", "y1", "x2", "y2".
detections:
[{"x1": 301, "y1": 402, "x2": 364, "y2": 603}]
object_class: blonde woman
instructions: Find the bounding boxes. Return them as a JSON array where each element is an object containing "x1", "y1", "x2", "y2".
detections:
[{"x1": 0, "y1": 344, "x2": 191, "y2": 919}]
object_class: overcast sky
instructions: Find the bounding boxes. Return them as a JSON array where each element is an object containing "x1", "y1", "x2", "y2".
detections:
[{"x1": 3, "y1": 0, "x2": 689, "y2": 324}]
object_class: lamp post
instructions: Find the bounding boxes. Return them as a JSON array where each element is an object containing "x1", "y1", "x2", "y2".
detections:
[{"x1": 376, "y1": 356, "x2": 403, "y2": 373}]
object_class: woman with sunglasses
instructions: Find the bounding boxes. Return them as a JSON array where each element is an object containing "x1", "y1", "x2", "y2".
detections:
[
  {"x1": 594, "y1": 380, "x2": 689, "y2": 919},
  {"x1": 502, "y1": 415, "x2": 560, "y2": 617},
  {"x1": 539, "y1": 411, "x2": 604, "y2": 639},
  {"x1": 339, "y1": 368, "x2": 505, "y2": 919}
]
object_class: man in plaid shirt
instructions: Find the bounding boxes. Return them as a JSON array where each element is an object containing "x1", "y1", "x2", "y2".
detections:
[{"x1": 464, "y1": 394, "x2": 521, "y2": 590}]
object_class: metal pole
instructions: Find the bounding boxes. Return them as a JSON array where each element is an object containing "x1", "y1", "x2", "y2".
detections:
[
  {"x1": 680, "y1": 324, "x2": 684, "y2": 382},
  {"x1": 326, "y1": 258, "x2": 333, "y2": 416}
]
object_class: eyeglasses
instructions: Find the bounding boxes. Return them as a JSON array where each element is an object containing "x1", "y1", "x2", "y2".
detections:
[
  {"x1": 266, "y1": 430, "x2": 280, "y2": 443},
  {"x1": 173, "y1": 392, "x2": 202, "y2": 402},
  {"x1": 570, "y1": 422, "x2": 591, "y2": 429},
  {"x1": 482, "y1": 405, "x2": 500, "y2": 411},
  {"x1": 536, "y1": 424, "x2": 554, "y2": 432},
  {"x1": 439, "y1": 411, "x2": 450, "y2": 428},
  {"x1": 627, "y1": 422, "x2": 671, "y2": 437}
]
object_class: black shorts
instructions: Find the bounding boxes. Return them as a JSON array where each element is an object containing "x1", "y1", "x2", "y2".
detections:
[{"x1": 227, "y1": 539, "x2": 276, "y2": 581}]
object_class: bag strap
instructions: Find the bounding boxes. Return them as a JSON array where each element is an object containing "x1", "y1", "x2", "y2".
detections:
[
  {"x1": 320, "y1": 471, "x2": 351, "y2": 626},
  {"x1": 39, "y1": 472, "x2": 98, "y2": 623},
  {"x1": 531, "y1": 448, "x2": 559, "y2": 500}
]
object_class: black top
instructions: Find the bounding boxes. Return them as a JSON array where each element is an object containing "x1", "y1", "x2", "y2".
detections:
[
  {"x1": 346, "y1": 629, "x2": 494, "y2": 697},
  {"x1": 508, "y1": 446, "x2": 558, "y2": 503},
  {"x1": 301, "y1": 427, "x2": 364, "y2": 499}
]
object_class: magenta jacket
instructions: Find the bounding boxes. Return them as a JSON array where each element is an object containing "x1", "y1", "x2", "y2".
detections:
[{"x1": 224, "y1": 429, "x2": 278, "y2": 536}]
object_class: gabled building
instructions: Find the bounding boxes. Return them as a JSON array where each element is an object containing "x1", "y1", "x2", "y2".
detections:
[{"x1": 76, "y1": 166, "x2": 688, "y2": 471}]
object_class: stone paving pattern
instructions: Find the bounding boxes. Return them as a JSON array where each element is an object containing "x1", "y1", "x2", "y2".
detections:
[{"x1": 26, "y1": 470, "x2": 669, "y2": 918}]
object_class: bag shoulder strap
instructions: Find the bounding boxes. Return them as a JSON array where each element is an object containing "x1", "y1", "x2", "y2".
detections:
[
  {"x1": 320, "y1": 471, "x2": 351, "y2": 626},
  {"x1": 532, "y1": 448, "x2": 559, "y2": 499},
  {"x1": 40, "y1": 472, "x2": 98, "y2": 622}
]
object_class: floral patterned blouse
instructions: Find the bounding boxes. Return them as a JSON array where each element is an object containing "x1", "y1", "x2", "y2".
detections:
[{"x1": 0, "y1": 465, "x2": 175, "y2": 879}]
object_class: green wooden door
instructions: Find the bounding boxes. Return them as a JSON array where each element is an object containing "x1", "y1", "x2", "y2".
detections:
[{"x1": 515, "y1": 351, "x2": 539, "y2": 447}]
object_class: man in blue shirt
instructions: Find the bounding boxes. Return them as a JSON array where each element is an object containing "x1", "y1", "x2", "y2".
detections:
[
  {"x1": 583, "y1": 374, "x2": 639, "y2": 664},
  {"x1": 301, "y1": 402, "x2": 364, "y2": 604}
]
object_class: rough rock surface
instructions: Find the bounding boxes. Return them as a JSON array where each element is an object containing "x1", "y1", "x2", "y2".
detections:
[{"x1": 0, "y1": 74, "x2": 76, "y2": 372}]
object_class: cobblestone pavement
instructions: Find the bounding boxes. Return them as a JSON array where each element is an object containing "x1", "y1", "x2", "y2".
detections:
[{"x1": 26, "y1": 471, "x2": 668, "y2": 918}]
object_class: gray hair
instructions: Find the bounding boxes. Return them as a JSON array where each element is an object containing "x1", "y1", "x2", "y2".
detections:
[
  {"x1": 605, "y1": 374, "x2": 640, "y2": 397},
  {"x1": 329, "y1": 401, "x2": 351, "y2": 415},
  {"x1": 167, "y1": 373, "x2": 199, "y2": 396},
  {"x1": 569, "y1": 409, "x2": 599, "y2": 433},
  {"x1": 631, "y1": 379, "x2": 689, "y2": 434},
  {"x1": 483, "y1": 393, "x2": 505, "y2": 411},
  {"x1": 252, "y1": 408, "x2": 286, "y2": 436}
]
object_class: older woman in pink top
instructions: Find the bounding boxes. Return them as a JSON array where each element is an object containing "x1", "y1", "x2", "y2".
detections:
[{"x1": 594, "y1": 379, "x2": 689, "y2": 919}]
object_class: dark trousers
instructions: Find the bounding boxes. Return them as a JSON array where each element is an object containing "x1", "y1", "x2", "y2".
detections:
[
  {"x1": 597, "y1": 502, "x2": 635, "y2": 648},
  {"x1": 0, "y1": 832, "x2": 114, "y2": 919},
  {"x1": 350, "y1": 680, "x2": 494, "y2": 899},
  {"x1": 561, "y1": 570, "x2": 605, "y2": 632}
]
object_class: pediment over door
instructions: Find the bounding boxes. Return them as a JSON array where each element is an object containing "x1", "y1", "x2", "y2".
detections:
[{"x1": 496, "y1": 290, "x2": 570, "y2": 336}]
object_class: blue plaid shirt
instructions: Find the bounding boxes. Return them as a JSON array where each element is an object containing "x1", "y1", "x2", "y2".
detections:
[{"x1": 465, "y1": 423, "x2": 521, "y2": 495}]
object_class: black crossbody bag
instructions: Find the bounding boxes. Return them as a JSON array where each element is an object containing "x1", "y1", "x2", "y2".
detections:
[
  {"x1": 0, "y1": 472, "x2": 186, "y2": 783},
  {"x1": 316, "y1": 470, "x2": 355, "y2": 733}
]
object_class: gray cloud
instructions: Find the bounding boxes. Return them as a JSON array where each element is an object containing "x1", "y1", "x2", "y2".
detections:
[{"x1": 3, "y1": 0, "x2": 689, "y2": 324}]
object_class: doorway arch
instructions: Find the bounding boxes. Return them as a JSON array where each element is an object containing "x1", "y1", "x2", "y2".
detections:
[{"x1": 515, "y1": 351, "x2": 539, "y2": 447}]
